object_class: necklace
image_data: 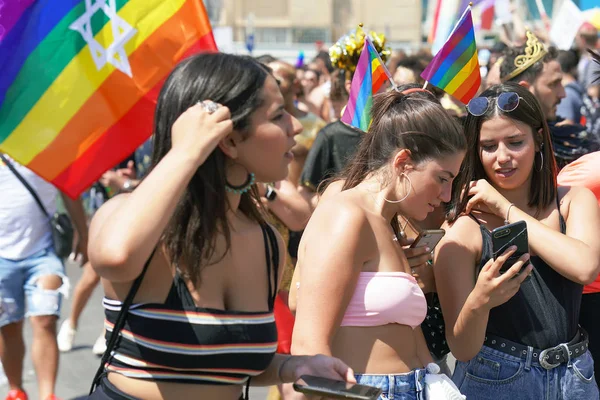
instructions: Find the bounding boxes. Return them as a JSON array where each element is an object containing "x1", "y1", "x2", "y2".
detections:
[{"x1": 392, "y1": 215, "x2": 411, "y2": 242}]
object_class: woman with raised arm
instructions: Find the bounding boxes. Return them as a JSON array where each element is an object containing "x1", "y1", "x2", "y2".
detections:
[
  {"x1": 86, "y1": 53, "x2": 355, "y2": 400},
  {"x1": 435, "y1": 82, "x2": 600, "y2": 399},
  {"x1": 291, "y1": 85, "x2": 467, "y2": 400}
]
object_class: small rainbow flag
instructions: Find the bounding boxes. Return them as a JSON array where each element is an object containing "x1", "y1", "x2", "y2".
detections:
[
  {"x1": 0, "y1": 0, "x2": 217, "y2": 198},
  {"x1": 421, "y1": 6, "x2": 481, "y2": 105},
  {"x1": 341, "y1": 37, "x2": 392, "y2": 132}
]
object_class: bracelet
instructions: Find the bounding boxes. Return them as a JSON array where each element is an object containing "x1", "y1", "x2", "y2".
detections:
[
  {"x1": 277, "y1": 355, "x2": 293, "y2": 383},
  {"x1": 505, "y1": 203, "x2": 515, "y2": 225}
]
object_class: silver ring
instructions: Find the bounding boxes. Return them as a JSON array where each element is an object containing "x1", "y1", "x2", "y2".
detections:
[
  {"x1": 411, "y1": 267, "x2": 416, "y2": 275},
  {"x1": 200, "y1": 100, "x2": 219, "y2": 114}
]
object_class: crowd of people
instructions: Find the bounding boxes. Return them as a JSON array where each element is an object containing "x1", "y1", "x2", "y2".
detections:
[{"x1": 1, "y1": 13, "x2": 600, "y2": 400}]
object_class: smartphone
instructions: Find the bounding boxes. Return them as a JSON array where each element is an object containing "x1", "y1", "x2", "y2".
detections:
[
  {"x1": 410, "y1": 229, "x2": 445, "y2": 250},
  {"x1": 293, "y1": 375, "x2": 382, "y2": 400},
  {"x1": 491, "y1": 220, "x2": 530, "y2": 274}
]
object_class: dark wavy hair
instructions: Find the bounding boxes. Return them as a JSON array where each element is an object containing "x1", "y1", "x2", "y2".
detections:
[
  {"x1": 150, "y1": 53, "x2": 270, "y2": 283},
  {"x1": 448, "y1": 83, "x2": 557, "y2": 222},
  {"x1": 500, "y1": 45, "x2": 558, "y2": 84},
  {"x1": 340, "y1": 84, "x2": 467, "y2": 231}
]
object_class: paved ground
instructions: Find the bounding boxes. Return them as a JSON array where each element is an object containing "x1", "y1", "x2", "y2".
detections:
[{"x1": 0, "y1": 259, "x2": 270, "y2": 400}]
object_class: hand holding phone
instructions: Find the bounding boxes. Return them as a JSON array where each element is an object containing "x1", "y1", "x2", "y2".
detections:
[
  {"x1": 475, "y1": 244, "x2": 532, "y2": 310},
  {"x1": 410, "y1": 229, "x2": 445, "y2": 250},
  {"x1": 491, "y1": 221, "x2": 530, "y2": 275},
  {"x1": 473, "y1": 221, "x2": 533, "y2": 310},
  {"x1": 293, "y1": 375, "x2": 382, "y2": 400}
]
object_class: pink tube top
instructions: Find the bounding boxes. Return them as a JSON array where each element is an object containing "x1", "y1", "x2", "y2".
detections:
[{"x1": 340, "y1": 272, "x2": 427, "y2": 329}]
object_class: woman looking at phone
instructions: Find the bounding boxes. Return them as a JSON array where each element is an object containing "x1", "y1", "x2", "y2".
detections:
[
  {"x1": 435, "y1": 83, "x2": 600, "y2": 399},
  {"x1": 291, "y1": 85, "x2": 467, "y2": 400},
  {"x1": 86, "y1": 53, "x2": 355, "y2": 400}
]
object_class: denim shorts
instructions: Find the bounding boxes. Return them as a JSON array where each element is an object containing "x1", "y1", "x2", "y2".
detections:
[
  {"x1": 355, "y1": 369, "x2": 426, "y2": 400},
  {"x1": 0, "y1": 247, "x2": 68, "y2": 327},
  {"x1": 453, "y1": 345, "x2": 599, "y2": 400}
]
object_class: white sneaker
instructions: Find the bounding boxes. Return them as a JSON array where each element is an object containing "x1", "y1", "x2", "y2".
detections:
[
  {"x1": 92, "y1": 333, "x2": 107, "y2": 356},
  {"x1": 0, "y1": 361, "x2": 7, "y2": 387},
  {"x1": 57, "y1": 319, "x2": 76, "y2": 352}
]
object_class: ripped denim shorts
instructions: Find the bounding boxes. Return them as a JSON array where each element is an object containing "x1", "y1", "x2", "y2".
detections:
[
  {"x1": 0, "y1": 247, "x2": 68, "y2": 326},
  {"x1": 355, "y1": 369, "x2": 426, "y2": 400}
]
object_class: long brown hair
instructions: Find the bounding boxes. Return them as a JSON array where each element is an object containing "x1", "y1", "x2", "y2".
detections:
[
  {"x1": 340, "y1": 84, "x2": 467, "y2": 230},
  {"x1": 447, "y1": 82, "x2": 557, "y2": 222},
  {"x1": 151, "y1": 53, "x2": 270, "y2": 284}
]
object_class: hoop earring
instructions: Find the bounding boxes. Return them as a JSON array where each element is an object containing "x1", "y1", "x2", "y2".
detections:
[
  {"x1": 536, "y1": 151, "x2": 544, "y2": 172},
  {"x1": 226, "y1": 173, "x2": 255, "y2": 194},
  {"x1": 384, "y1": 173, "x2": 412, "y2": 204}
]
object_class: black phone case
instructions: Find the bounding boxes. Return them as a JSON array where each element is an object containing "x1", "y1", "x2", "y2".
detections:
[
  {"x1": 491, "y1": 220, "x2": 529, "y2": 274},
  {"x1": 293, "y1": 376, "x2": 382, "y2": 400},
  {"x1": 293, "y1": 385, "x2": 381, "y2": 400}
]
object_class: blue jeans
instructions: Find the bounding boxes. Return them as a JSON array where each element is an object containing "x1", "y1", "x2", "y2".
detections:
[
  {"x1": 453, "y1": 345, "x2": 599, "y2": 400},
  {"x1": 0, "y1": 247, "x2": 68, "y2": 327},
  {"x1": 355, "y1": 369, "x2": 426, "y2": 400}
]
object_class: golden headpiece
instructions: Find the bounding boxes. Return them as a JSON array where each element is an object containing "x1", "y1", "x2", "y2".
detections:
[
  {"x1": 502, "y1": 30, "x2": 548, "y2": 82},
  {"x1": 329, "y1": 26, "x2": 391, "y2": 74}
]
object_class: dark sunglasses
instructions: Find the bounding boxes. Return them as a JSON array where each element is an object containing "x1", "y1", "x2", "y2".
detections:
[{"x1": 466, "y1": 92, "x2": 521, "y2": 117}]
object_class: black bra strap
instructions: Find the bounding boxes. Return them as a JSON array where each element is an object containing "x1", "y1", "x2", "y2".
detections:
[
  {"x1": 266, "y1": 224, "x2": 280, "y2": 307},
  {"x1": 556, "y1": 195, "x2": 567, "y2": 234},
  {"x1": 468, "y1": 212, "x2": 483, "y2": 226},
  {"x1": 89, "y1": 247, "x2": 158, "y2": 394},
  {"x1": 260, "y1": 224, "x2": 280, "y2": 310},
  {"x1": 260, "y1": 225, "x2": 272, "y2": 310}
]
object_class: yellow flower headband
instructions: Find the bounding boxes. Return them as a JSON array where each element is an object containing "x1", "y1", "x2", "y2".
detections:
[{"x1": 329, "y1": 26, "x2": 391, "y2": 73}]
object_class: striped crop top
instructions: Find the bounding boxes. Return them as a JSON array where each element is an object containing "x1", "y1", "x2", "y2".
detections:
[{"x1": 100, "y1": 224, "x2": 279, "y2": 386}]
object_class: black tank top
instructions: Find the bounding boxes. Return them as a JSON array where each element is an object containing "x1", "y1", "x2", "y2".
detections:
[
  {"x1": 102, "y1": 224, "x2": 279, "y2": 386},
  {"x1": 471, "y1": 198, "x2": 583, "y2": 349}
]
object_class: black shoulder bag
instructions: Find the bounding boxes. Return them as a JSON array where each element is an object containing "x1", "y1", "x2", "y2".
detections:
[
  {"x1": 0, "y1": 153, "x2": 74, "y2": 258},
  {"x1": 89, "y1": 247, "x2": 156, "y2": 394}
]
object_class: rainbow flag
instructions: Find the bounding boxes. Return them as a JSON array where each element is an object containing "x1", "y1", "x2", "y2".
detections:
[
  {"x1": 341, "y1": 38, "x2": 392, "y2": 132},
  {"x1": 0, "y1": 0, "x2": 217, "y2": 198},
  {"x1": 421, "y1": 6, "x2": 481, "y2": 105}
]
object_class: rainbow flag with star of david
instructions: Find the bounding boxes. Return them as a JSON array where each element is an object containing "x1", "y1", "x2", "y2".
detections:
[{"x1": 0, "y1": 0, "x2": 217, "y2": 198}]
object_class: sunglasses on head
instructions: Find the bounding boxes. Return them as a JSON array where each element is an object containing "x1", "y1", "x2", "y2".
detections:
[{"x1": 466, "y1": 92, "x2": 521, "y2": 117}]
